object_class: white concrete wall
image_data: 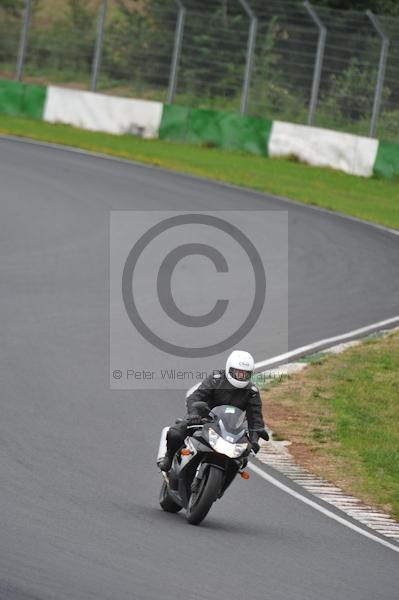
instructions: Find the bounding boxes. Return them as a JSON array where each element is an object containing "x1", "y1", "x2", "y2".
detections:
[
  {"x1": 43, "y1": 86, "x2": 163, "y2": 139},
  {"x1": 269, "y1": 121, "x2": 379, "y2": 177}
]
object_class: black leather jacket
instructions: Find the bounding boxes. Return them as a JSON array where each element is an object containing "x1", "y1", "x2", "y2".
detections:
[{"x1": 186, "y1": 370, "x2": 265, "y2": 434}]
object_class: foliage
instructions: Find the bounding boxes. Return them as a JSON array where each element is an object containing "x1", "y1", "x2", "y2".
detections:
[
  {"x1": 250, "y1": 17, "x2": 308, "y2": 122},
  {"x1": 22, "y1": 0, "x2": 97, "y2": 79},
  {"x1": 313, "y1": 0, "x2": 399, "y2": 17},
  {"x1": 176, "y1": 5, "x2": 247, "y2": 109},
  {"x1": 0, "y1": 0, "x2": 24, "y2": 16},
  {"x1": 102, "y1": 2, "x2": 173, "y2": 91},
  {"x1": 0, "y1": 0, "x2": 42, "y2": 17},
  {"x1": 376, "y1": 107, "x2": 399, "y2": 141},
  {"x1": 319, "y1": 58, "x2": 390, "y2": 123}
]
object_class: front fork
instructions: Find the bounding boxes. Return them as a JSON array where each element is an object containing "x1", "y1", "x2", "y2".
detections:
[
  {"x1": 190, "y1": 462, "x2": 208, "y2": 494},
  {"x1": 191, "y1": 455, "x2": 246, "y2": 498}
]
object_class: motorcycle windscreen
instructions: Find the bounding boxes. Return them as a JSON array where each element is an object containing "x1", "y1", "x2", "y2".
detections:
[{"x1": 210, "y1": 405, "x2": 247, "y2": 434}]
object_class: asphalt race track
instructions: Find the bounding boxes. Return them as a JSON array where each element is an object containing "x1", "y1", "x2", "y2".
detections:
[{"x1": 1, "y1": 137, "x2": 398, "y2": 600}]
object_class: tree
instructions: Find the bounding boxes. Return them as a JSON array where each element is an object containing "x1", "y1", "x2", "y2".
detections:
[
  {"x1": 0, "y1": 0, "x2": 24, "y2": 16},
  {"x1": 312, "y1": 0, "x2": 399, "y2": 17}
]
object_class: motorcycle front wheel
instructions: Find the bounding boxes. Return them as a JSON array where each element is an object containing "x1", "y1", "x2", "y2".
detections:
[{"x1": 186, "y1": 465, "x2": 224, "y2": 525}]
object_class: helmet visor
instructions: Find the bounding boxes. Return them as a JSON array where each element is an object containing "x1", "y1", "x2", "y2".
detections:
[{"x1": 229, "y1": 367, "x2": 252, "y2": 382}]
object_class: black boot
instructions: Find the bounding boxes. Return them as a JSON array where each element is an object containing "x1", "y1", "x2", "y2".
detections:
[
  {"x1": 157, "y1": 453, "x2": 173, "y2": 472},
  {"x1": 158, "y1": 425, "x2": 185, "y2": 472}
]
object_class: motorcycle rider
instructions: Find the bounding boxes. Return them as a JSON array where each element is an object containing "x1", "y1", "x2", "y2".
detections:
[{"x1": 157, "y1": 350, "x2": 269, "y2": 472}]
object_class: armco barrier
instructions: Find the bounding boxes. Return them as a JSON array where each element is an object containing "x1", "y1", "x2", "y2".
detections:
[{"x1": 0, "y1": 79, "x2": 398, "y2": 181}]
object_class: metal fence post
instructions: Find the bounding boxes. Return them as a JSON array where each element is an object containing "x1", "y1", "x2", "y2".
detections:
[
  {"x1": 167, "y1": 1, "x2": 186, "y2": 104},
  {"x1": 304, "y1": 1, "x2": 326, "y2": 126},
  {"x1": 366, "y1": 10, "x2": 389, "y2": 139},
  {"x1": 238, "y1": 0, "x2": 257, "y2": 115},
  {"x1": 16, "y1": 0, "x2": 32, "y2": 81},
  {"x1": 91, "y1": 0, "x2": 108, "y2": 92}
]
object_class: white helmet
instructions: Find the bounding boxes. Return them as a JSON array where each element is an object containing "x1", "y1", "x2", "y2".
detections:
[{"x1": 225, "y1": 350, "x2": 254, "y2": 389}]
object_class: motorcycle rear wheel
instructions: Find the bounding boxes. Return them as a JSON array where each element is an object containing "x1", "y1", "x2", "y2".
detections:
[
  {"x1": 186, "y1": 465, "x2": 224, "y2": 525},
  {"x1": 159, "y1": 480, "x2": 182, "y2": 513}
]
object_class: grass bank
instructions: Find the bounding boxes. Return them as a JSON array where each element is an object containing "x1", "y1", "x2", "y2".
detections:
[
  {"x1": 0, "y1": 114, "x2": 398, "y2": 229},
  {"x1": 261, "y1": 331, "x2": 399, "y2": 519}
]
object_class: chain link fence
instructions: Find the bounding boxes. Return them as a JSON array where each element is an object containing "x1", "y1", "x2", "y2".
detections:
[{"x1": 1, "y1": 0, "x2": 398, "y2": 142}]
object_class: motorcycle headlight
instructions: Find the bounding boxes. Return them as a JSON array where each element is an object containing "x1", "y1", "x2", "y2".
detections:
[
  {"x1": 207, "y1": 428, "x2": 220, "y2": 449},
  {"x1": 207, "y1": 428, "x2": 248, "y2": 458},
  {"x1": 233, "y1": 443, "x2": 249, "y2": 458}
]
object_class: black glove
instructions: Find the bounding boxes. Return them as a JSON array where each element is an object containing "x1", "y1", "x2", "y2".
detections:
[
  {"x1": 187, "y1": 414, "x2": 203, "y2": 426},
  {"x1": 255, "y1": 428, "x2": 269, "y2": 442},
  {"x1": 249, "y1": 428, "x2": 269, "y2": 454}
]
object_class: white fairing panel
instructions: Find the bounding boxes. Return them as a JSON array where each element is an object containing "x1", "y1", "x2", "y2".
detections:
[{"x1": 157, "y1": 427, "x2": 170, "y2": 461}]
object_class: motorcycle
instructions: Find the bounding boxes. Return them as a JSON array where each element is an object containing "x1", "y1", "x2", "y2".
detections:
[{"x1": 157, "y1": 402, "x2": 268, "y2": 525}]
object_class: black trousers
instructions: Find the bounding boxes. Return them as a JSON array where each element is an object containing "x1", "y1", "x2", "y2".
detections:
[{"x1": 166, "y1": 420, "x2": 189, "y2": 457}]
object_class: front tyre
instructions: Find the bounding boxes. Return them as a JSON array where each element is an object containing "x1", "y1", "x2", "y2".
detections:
[
  {"x1": 186, "y1": 465, "x2": 224, "y2": 525},
  {"x1": 159, "y1": 480, "x2": 182, "y2": 513}
]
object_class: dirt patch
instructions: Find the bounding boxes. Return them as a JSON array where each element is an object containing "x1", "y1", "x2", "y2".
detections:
[
  {"x1": 260, "y1": 333, "x2": 399, "y2": 518},
  {"x1": 263, "y1": 372, "x2": 347, "y2": 481}
]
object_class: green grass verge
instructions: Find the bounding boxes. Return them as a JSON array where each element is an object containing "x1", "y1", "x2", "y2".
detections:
[
  {"x1": 0, "y1": 114, "x2": 398, "y2": 229},
  {"x1": 262, "y1": 331, "x2": 399, "y2": 518}
]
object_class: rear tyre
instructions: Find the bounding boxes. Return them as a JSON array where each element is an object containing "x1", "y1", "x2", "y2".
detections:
[
  {"x1": 186, "y1": 465, "x2": 224, "y2": 525},
  {"x1": 159, "y1": 481, "x2": 182, "y2": 513}
]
